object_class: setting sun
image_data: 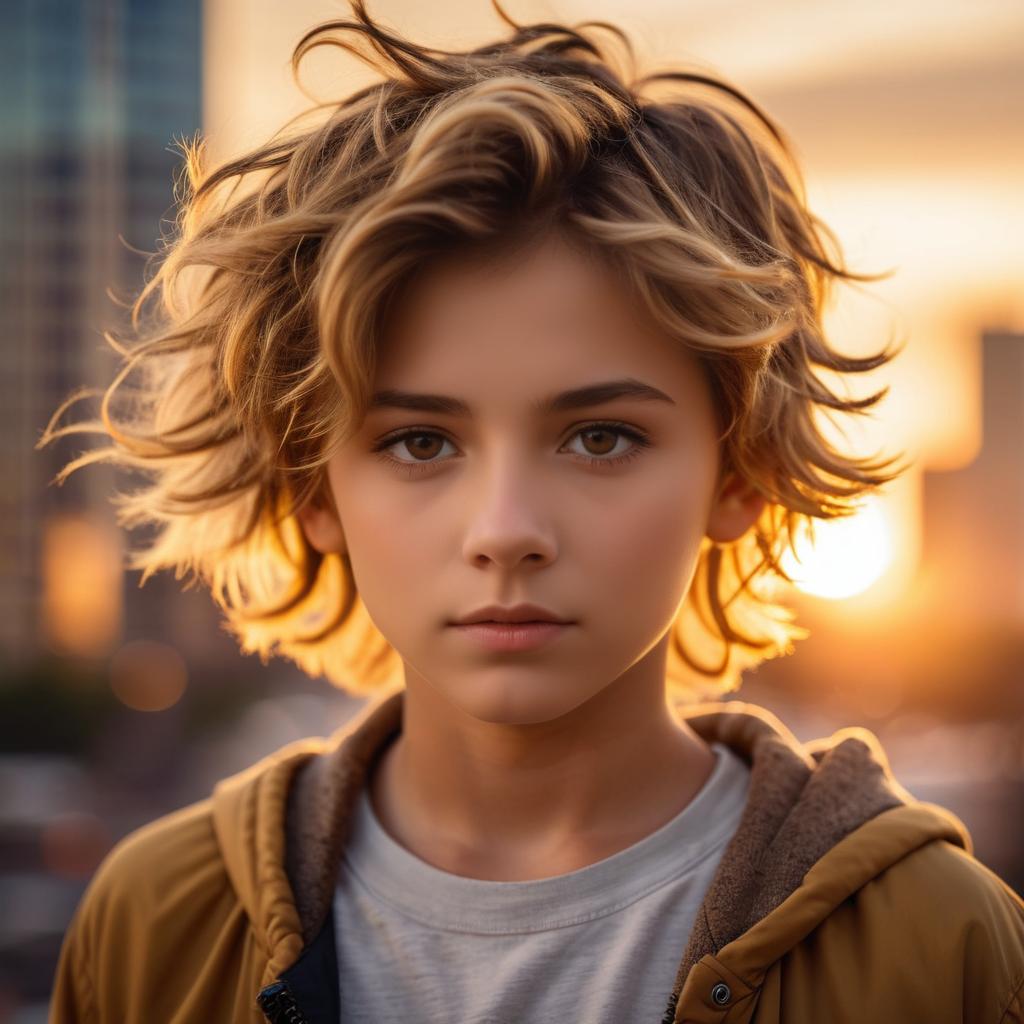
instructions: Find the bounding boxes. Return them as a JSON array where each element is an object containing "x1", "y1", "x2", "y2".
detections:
[{"x1": 781, "y1": 498, "x2": 895, "y2": 600}]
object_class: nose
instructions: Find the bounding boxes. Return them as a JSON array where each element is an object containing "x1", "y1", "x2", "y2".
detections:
[{"x1": 458, "y1": 451, "x2": 558, "y2": 569}]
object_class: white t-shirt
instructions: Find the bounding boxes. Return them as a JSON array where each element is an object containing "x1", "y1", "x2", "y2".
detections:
[{"x1": 333, "y1": 741, "x2": 751, "y2": 1023}]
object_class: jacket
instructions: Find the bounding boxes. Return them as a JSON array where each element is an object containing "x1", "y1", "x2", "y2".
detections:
[{"x1": 50, "y1": 687, "x2": 1024, "y2": 1023}]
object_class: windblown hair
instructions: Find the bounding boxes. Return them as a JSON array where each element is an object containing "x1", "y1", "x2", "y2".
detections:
[{"x1": 38, "y1": 0, "x2": 907, "y2": 700}]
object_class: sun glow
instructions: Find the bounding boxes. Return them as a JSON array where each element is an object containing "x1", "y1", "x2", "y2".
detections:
[{"x1": 781, "y1": 498, "x2": 895, "y2": 600}]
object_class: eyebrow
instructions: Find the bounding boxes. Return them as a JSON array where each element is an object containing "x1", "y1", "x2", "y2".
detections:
[{"x1": 369, "y1": 378, "x2": 676, "y2": 416}]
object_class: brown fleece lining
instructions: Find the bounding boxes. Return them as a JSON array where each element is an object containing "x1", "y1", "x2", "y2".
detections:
[
  {"x1": 285, "y1": 688, "x2": 406, "y2": 944},
  {"x1": 285, "y1": 689, "x2": 914, "y2": 985}
]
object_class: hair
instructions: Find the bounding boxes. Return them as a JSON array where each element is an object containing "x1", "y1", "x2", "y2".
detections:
[{"x1": 38, "y1": 0, "x2": 908, "y2": 702}]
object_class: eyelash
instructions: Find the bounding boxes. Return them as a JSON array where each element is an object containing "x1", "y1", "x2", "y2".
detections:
[{"x1": 370, "y1": 421, "x2": 653, "y2": 478}]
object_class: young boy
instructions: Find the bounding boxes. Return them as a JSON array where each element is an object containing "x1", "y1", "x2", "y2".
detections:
[{"x1": 44, "y1": 2, "x2": 1024, "y2": 1021}]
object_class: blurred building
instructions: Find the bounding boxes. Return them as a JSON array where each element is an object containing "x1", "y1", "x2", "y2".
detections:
[
  {"x1": 746, "y1": 326, "x2": 1024, "y2": 893},
  {"x1": 0, "y1": 1, "x2": 202, "y2": 1011},
  {"x1": 0, "y1": 0, "x2": 202, "y2": 668},
  {"x1": 921, "y1": 329, "x2": 1024, "y2": 629}
]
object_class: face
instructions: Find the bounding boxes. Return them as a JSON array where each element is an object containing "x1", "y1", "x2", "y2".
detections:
[{"x1": 299, "y1": 229, "x2": 763, "y2": 725}]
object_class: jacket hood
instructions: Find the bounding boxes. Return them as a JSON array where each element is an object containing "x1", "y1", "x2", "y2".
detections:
[{"x1": 209, "y1": 688, "x2": 973, "y2": 1000}]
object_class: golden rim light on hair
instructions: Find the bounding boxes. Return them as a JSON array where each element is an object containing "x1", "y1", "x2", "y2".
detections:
[{"x1": 37, "y1": 0, "x2": 908, "y2": 700}]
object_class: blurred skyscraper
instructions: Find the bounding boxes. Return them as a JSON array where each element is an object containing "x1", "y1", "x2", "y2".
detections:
[
  {"x1": 922, "y1": 330, "x2": 1024, "y2": 629},
  {"x1": 0, "y1": 0, "x2": 201, "y2": 666}
]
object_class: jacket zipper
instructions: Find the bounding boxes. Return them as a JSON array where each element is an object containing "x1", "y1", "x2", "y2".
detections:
[{"x1": 257, "y1": 981, "x2": 310, "y2": 1024}]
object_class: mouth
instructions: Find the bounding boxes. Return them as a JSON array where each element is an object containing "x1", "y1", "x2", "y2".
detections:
[
  {"x1": 475, "y1": 619, "x2": 557, "y2": 624},
  {"x1": 449, "y1": 620, "x2": 573, "y2": 652}
]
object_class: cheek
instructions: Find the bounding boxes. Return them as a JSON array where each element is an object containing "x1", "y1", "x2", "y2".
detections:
[
  {"x1": 583, "y1": 450, "x2": 715, "y2": 574},
  {"x1": 329, "y1": 465, "x2": 441, "y2": 622}
]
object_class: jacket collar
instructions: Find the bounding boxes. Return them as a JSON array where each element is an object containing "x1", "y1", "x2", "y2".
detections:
[
  {"x1": 282, "y1": 688, "x2": 929, "y2": 948},
  {"x1": 213, "y1": 686, "x2": 973, "y2": 1016}
]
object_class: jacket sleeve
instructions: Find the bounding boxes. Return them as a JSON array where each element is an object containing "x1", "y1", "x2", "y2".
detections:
[
  {"x1": 1002, "y1": 973, "x2": 1024, "y2": 1024},
  {"x1": 47, "y1": 796, "x2": 245, "y2": 1024},
  {"x1": 963, "y1": 864, "x2": 1024, "y2": 1024},
  {"x1": 49, "y1": 900, "x2": 97, "y2": 1024}
]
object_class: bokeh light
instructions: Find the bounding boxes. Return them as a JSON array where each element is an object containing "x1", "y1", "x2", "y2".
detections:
[
  {"x1": 109, "y1": 640, "x2": 188, "y2": 712},
  {"x1": 41, "y1": 515, "x2": 124, "y2": 659},
  {"x1": 39, "y1": 812, "x2": 112, "y2": 880}
]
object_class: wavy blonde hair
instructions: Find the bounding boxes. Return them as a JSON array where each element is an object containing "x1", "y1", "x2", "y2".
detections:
[{"x1": 38, "y1": 0, "x2": 907, "y2": 701}]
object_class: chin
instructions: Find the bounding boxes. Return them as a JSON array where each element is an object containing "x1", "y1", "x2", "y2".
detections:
[{"x1": 442, "y1": 673, "x2": 597, "y2": 726}]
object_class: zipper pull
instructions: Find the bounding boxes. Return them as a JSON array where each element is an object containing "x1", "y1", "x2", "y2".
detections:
[{"x1": 256, "y1": 980, "x2": 310, "y2": 1024}]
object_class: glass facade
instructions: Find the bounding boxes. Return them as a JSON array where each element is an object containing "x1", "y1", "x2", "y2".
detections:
[{"x1": 0, "y1": 0, "x2": 201, "y2": 664}]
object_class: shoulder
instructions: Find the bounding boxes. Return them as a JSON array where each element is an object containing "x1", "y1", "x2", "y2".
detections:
[
  {"x1": 72, "y1": 732, "x2": 324, "y2": 938},
  {"x1": 864, "y1": 836, "x2": 1024, "y2": 1017},
  {"x1": 65, "y1": 795, "x2": 239, "y2": 967},
  {"x1": 72, "y1": 796, "x2": 231, "y2": 942},
  {"x1": 784, "y1": 832, "x2": 1024, "y2": 1022},
  {"x1": 885, "y1": 836, "x2": 1024, "y2": 938},
  {"x1": 52, "y1": 797, "x2": 239, "y2": 1021}
]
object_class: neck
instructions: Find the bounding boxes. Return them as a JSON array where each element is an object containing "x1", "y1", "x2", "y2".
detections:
[{"x1": 367, "y1": 667, "x2": 716, "y2": 882}]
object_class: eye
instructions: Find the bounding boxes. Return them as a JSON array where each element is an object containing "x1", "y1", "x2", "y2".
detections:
[
  {"x1": 370, "y1": 421, "x2": 652, "y2": 478},
  {"x1": 566, "y1": 423, "x2": 650, "y2": 464}
]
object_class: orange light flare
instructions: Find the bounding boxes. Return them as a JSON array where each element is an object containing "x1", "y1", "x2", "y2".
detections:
[
  {"x1": 42, "y1": 514, "x2": 124, "y2": 660},
  {"x1": 109, "y1": 639, "x2": 189, "y2": 712}
]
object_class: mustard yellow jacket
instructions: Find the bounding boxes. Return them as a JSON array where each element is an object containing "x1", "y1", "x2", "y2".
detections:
[{"x1": 51, "y1": 691, "x2": 1024, "y2": 1022}]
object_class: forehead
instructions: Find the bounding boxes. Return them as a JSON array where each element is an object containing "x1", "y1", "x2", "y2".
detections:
[
  {"x1": 384, "y1": 231, "x2": 633, "y2": 352},
  {"x1": 374, "y1": 230, "x2": 710, "y2": 413}
]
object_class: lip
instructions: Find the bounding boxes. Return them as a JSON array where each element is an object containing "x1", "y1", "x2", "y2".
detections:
[
  {"x1": 451, "y1": 602, "x2": 571, "y2": 625},
  {"x1": 449, "y1": 621, "x2": 573, "y2": 652}
]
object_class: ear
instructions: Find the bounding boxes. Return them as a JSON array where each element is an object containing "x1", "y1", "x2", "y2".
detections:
[
  {"x1": 295, "y1": 484, "x2": 347, "y2": 556},
  {"x1": 705, "y1": 470, "x2": 766, "y2": 544}
]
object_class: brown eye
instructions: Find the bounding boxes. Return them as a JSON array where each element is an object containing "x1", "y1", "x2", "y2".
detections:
[
  {"x1": 403, "y1": 433, "x2": 445, "y2": 461},
  {"x1": 578, "y1": 427, "x2": 618, "y2": 457},
  {"x1": 564, "y1": 421, "x2": 651, "y2": 467}
]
